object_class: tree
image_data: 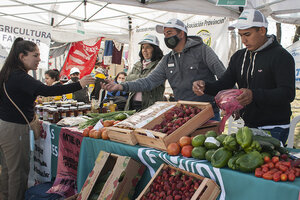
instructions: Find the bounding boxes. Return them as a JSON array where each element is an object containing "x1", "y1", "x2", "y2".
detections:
[
  {"x1": 293, "y1": 25, "x2": 300, "y2": 43},
  {"x1": 276, "y1": 23, "x2": 281, "y2": 44}
]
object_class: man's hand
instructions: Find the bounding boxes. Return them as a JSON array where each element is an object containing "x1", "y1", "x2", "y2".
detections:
[
  {"x1": 192, "y1": 80, "x2": 205, "y2": 96},
  {"x1": 101, "y1": 79, "x2": 123, "y2": 92},
  {"x1": 79, "y1": 75, "x2": 96, "y2": 88},
  {"x1": 236, "y1": 88, "x2": 253, "y2": 106}
]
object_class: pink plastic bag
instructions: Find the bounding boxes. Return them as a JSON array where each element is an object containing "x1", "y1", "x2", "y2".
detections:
[{"x1": 215, "y1": 89, "x2": 243, "y2": 133}]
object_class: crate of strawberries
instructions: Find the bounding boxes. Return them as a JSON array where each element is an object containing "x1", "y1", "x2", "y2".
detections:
[
  {"x1": 136, "y1": 163, "x2": 220, "y2": 200},
  {"x1": 134, "y1": 101, "x2": 214, "y2": 151}
]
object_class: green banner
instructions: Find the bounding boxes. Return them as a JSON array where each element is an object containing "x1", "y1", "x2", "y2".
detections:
[
  {"x1": 50, "y1": 123, "x2": 62, "y2": 180},
  {"x1": 217, "y1": 0, "x2": 246, "y2": 6}
]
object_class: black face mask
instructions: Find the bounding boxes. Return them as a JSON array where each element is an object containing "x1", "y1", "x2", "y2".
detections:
[
  {"x1": 71, "y1": 77, "x2": 79, "y2": 82},
  {"x1": 164, "y1": 34, "x2": 180, "y2": 49}
]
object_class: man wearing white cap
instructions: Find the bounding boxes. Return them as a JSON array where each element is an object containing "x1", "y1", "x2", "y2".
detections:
[
  {"x1": 67, "y1": 67, "x2": 90, "y2": 103},
  {"x1": 193, "y1": 9, "x2": 295, "y2": 144},
  {"x1": 104, "y1": 19, "x2": 226, "y2": 120}
]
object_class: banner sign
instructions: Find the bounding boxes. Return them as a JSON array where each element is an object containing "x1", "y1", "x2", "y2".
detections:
[
  {"x1": 47, "y1": 127, "x2": 83, "y2": 197},
  {"x1": 217, "y1": 0, "x2": 247, "y2": 6},
  {"x1": 28, "y1": 121, "x2": 52, "y2": 187},
  {"x1": 60, "y1": 38, "x2": 102, "y2": 78},
  {"x1": 0, "y1": 18, "x2": 51, "y2": 69},
  {"x1": 287, "y1": 40, "x2": 300, "y2": 88},
  {"x1": 130, "y1": 16, "x2": 229, "y2": 70}
]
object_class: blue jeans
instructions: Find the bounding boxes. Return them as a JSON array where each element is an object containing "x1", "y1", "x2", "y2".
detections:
[
  {"x1": 210, "y1": 112, "x2": 221, "y2": 121},
  {"x1": 262, "y1": 127, "x2": 289, "y2": 145}
]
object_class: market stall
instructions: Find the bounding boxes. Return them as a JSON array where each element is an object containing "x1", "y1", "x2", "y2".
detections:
[
  {"x1": 77, "y1": 137, "x2": 300, "y2": 200},
  {"x1": 29, "y1": 100, "x2": 300, "y2": 200}
]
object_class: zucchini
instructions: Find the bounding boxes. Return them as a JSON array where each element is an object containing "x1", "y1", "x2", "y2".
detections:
[
  {"x1": 257, "y1": 140, "x2": 275, "y2": 153},
  {"x1": 276, "y1": 146, "x2": 289, "y2": 155},
  {"x1": 253, "y1": 135, "x2": 281, "y2": 148}
]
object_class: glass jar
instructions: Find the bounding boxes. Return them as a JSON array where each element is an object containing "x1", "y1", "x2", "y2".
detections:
[
  {"x1": 53, "y1": 108, "x2": 59, "y2": 123},
  {"x1": 61, "y1": 107, "x2": 68, "y2": 119},
  {"x1": 48, "y1": 108, "x2": 54, "y2": 123},
  {"x1": 85, "y1": 105, "x2": 91, "y2": 115},
  {"x1": 68, "y1": 106, "x2": 76, "y2": 117},
  {"x1": 55, "y1": 101, "x2": 62, "y2": 107},
  {"x1": 77, "y1": 106, "x2": 84, "y2": 117},
  {"x1": 43, "y1": 107, "x2": 49, "y2": 121},
  {"x1": 102, "y1": 103, "x2": 108, "y2": 113},
  {"x1": 38, "y1": 106, "x2": 44, "y2": 120}
]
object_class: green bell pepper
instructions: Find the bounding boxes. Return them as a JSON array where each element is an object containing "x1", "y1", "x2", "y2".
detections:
[
  {"x1": 222, "y1": 135, "x2": 238, "y2": 151},
  {"x1": 228, "y1": 151, "x2": 245, "y2": 170},
  {"x1": 236, "y1": 127, "x2": 253, "y2": 149},
  {"x1": 235, "y1": 151, "x2": 264, "y2": 172},
  {"x1": 244, "y1": 140, "x2": 262, "y2": 153},
  {"x1": 211, "y1": 147, "x2": 232, "y2": 168}
]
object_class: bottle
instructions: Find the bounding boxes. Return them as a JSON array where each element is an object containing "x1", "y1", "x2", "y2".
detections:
[{"x1": 108, "y1": 100, "x2": 116, "y2": 112}]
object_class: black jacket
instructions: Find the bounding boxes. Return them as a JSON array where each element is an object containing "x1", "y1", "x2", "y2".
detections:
[
  {"x1": 0, "y1": 69, "x2": 82, "y2": 124},
  {"x1": 205, "y1": 35, "x2": 295, "y2": 127}
]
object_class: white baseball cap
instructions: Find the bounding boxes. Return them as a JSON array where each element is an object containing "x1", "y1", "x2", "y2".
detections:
[
  {"x1": 156, "y1": 18, "x2": 188, "y2": 34},
  {"x1": 138, "y1": 34, "x2": 160, "y2": 46},
  {"x1": 228, "y1": 9, "x2": 268, "y2": 30},
  {"x1": 95, "y1": 67, "x2": 105, "y2": 74},
  {"x1": 70, "y1": 67, "x2": 80, "y2": 75}
]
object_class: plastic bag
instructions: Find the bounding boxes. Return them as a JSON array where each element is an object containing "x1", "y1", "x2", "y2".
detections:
[{"x1": 215, "y1": 89, "x2": 243, "y2": 133}]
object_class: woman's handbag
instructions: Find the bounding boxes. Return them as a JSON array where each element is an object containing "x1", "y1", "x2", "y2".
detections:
[{"x1": 3, "y1": 83, "x2": 41, "y2": 140}]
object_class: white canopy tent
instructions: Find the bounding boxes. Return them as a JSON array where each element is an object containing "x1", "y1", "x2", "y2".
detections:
[{"x1": 0, "y1": 0, "x2": 299, "y2": 44}]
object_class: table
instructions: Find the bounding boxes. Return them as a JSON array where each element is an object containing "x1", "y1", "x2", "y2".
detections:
[{"x1": 77, "y1": 137, "x2": 300, "y2": 200}]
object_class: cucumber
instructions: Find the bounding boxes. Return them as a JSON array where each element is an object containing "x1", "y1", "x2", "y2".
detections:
[{"x1": 253, "y1": 135, "x2": 281, "y2": 148}]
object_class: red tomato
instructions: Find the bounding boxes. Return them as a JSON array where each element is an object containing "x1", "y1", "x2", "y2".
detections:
[
  {"x1": 262, "y1": 167, "x2": 269, "y2": 173},
  {"x1": 264, "y1": 156, "x2": 271, "y2": 163},
  {"x1": 167, "y1": 143, "x2": 181, "y2": 156},
  {"x1": 280, "y1": 173, "x2": 288, "y2": 182},
  {"x1": 262, "y1": 173, "x2": 273, "y2": 180},
  {"x1": 255, "y1": 169, "x2": 263, "y2": 178},
  {"x1": 273, "y1": 173, "x2": 280, "y2": 182},
  {"x1": 288, "y1": 173, "x2": 296, "y2": 182},
  {"x1": 281, "y1": 161, "x2": 291, "y2": 168},
  {"x1": 268, "y1": 162, "x2": 275, "y2": 169},
  {"x1": 82, "y1": 128, "x2": 90, "y2": 137},
  {"x1": 272, "y1": 156, "x2": 279, "y2": 164},
  {"x1": 178, "y1": 136, "x2": 192, "y2": 147},
  {"x1": 181, "y1": 145, "x2": 193, "y2": 158},
  {"x1": 278, "y1": 165, "x2": 288, "y2": 172}
]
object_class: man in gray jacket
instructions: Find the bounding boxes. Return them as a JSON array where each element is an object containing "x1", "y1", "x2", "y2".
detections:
[{"x1": 103, "y1": 18, "x2": 226, "y2": 120}]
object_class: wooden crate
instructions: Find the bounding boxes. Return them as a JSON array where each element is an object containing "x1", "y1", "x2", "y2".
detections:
[
  {"x1": 106, "y1": 127, "x2": 137, "y2": 145},
  {"x1": 134, "y1": 101, "x2": 214, "y2": 151},
  {"x1": 136, "y1": 164, "x2": 220, "y2": 200},
  {"x1": 190, "y1": 120, "x2": 220, "y2": 137}
]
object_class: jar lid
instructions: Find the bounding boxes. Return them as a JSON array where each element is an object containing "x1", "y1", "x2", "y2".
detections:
[
  {"x1": 70, "y1": 106, "x2": 77, "y2": 110},
  {"x1": 77, "y1": 102, "x2": 85, "y2": 106},
  {"x1": 62, "y1": 107, "x2": 69, "y2": 111}
]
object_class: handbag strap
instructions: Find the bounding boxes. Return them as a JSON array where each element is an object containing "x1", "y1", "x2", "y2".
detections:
[{"x1": 3, "y1": 82, "x2": 32, "y2": 129}]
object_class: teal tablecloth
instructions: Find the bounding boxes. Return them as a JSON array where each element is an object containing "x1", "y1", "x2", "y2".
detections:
[{"x1": 77, "y1": 137, "x2": 300, "y2": 200}]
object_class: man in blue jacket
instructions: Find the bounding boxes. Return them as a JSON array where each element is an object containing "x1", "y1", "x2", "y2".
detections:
[
  {"x1": 193, "y1": 9, "x2": 295, "y2": 144},
  {"x1": 103, "y1": 18, "x2": 226, "y2": 120}
]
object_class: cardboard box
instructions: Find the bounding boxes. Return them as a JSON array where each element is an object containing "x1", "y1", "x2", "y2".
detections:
[
  {"x1": 136, "y1": 164, "x2": 220, "y2": 200},
  {"x1": 190, "y1": 120, "x2": 220, "y2": 137},
  {"x1": 77, "y1": 151, "x2": 145, "y2": 200},
  {"x1": 134, "y1": 101, "x2": 214, "y2": 151}
]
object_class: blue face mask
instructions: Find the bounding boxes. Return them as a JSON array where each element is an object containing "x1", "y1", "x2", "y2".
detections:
[
  {"x1": 144, "y1": 58, "x2": 151, "y2": 62},
  {"x1": 164, "y1": 34, "x2": 180, "y2": 49}
]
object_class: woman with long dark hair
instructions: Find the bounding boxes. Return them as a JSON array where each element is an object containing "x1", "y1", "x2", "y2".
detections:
[
  {"x1": 0, "y1": 38, "x2": 95, "y2": 200},
  {"x1": 44, "y1": 69, "x2": 60, "y2": 86},
  {"x1": 124, "y1": 34, "x2": 165, "y2": 111}
]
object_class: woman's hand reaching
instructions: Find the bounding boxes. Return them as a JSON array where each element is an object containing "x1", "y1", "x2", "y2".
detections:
[
  {"x1": 79, "y1": 75, "x2": 95, "y2": 88},
  {"x1": 101, "y1": 79, "x2": 123, "y2": 92}
]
